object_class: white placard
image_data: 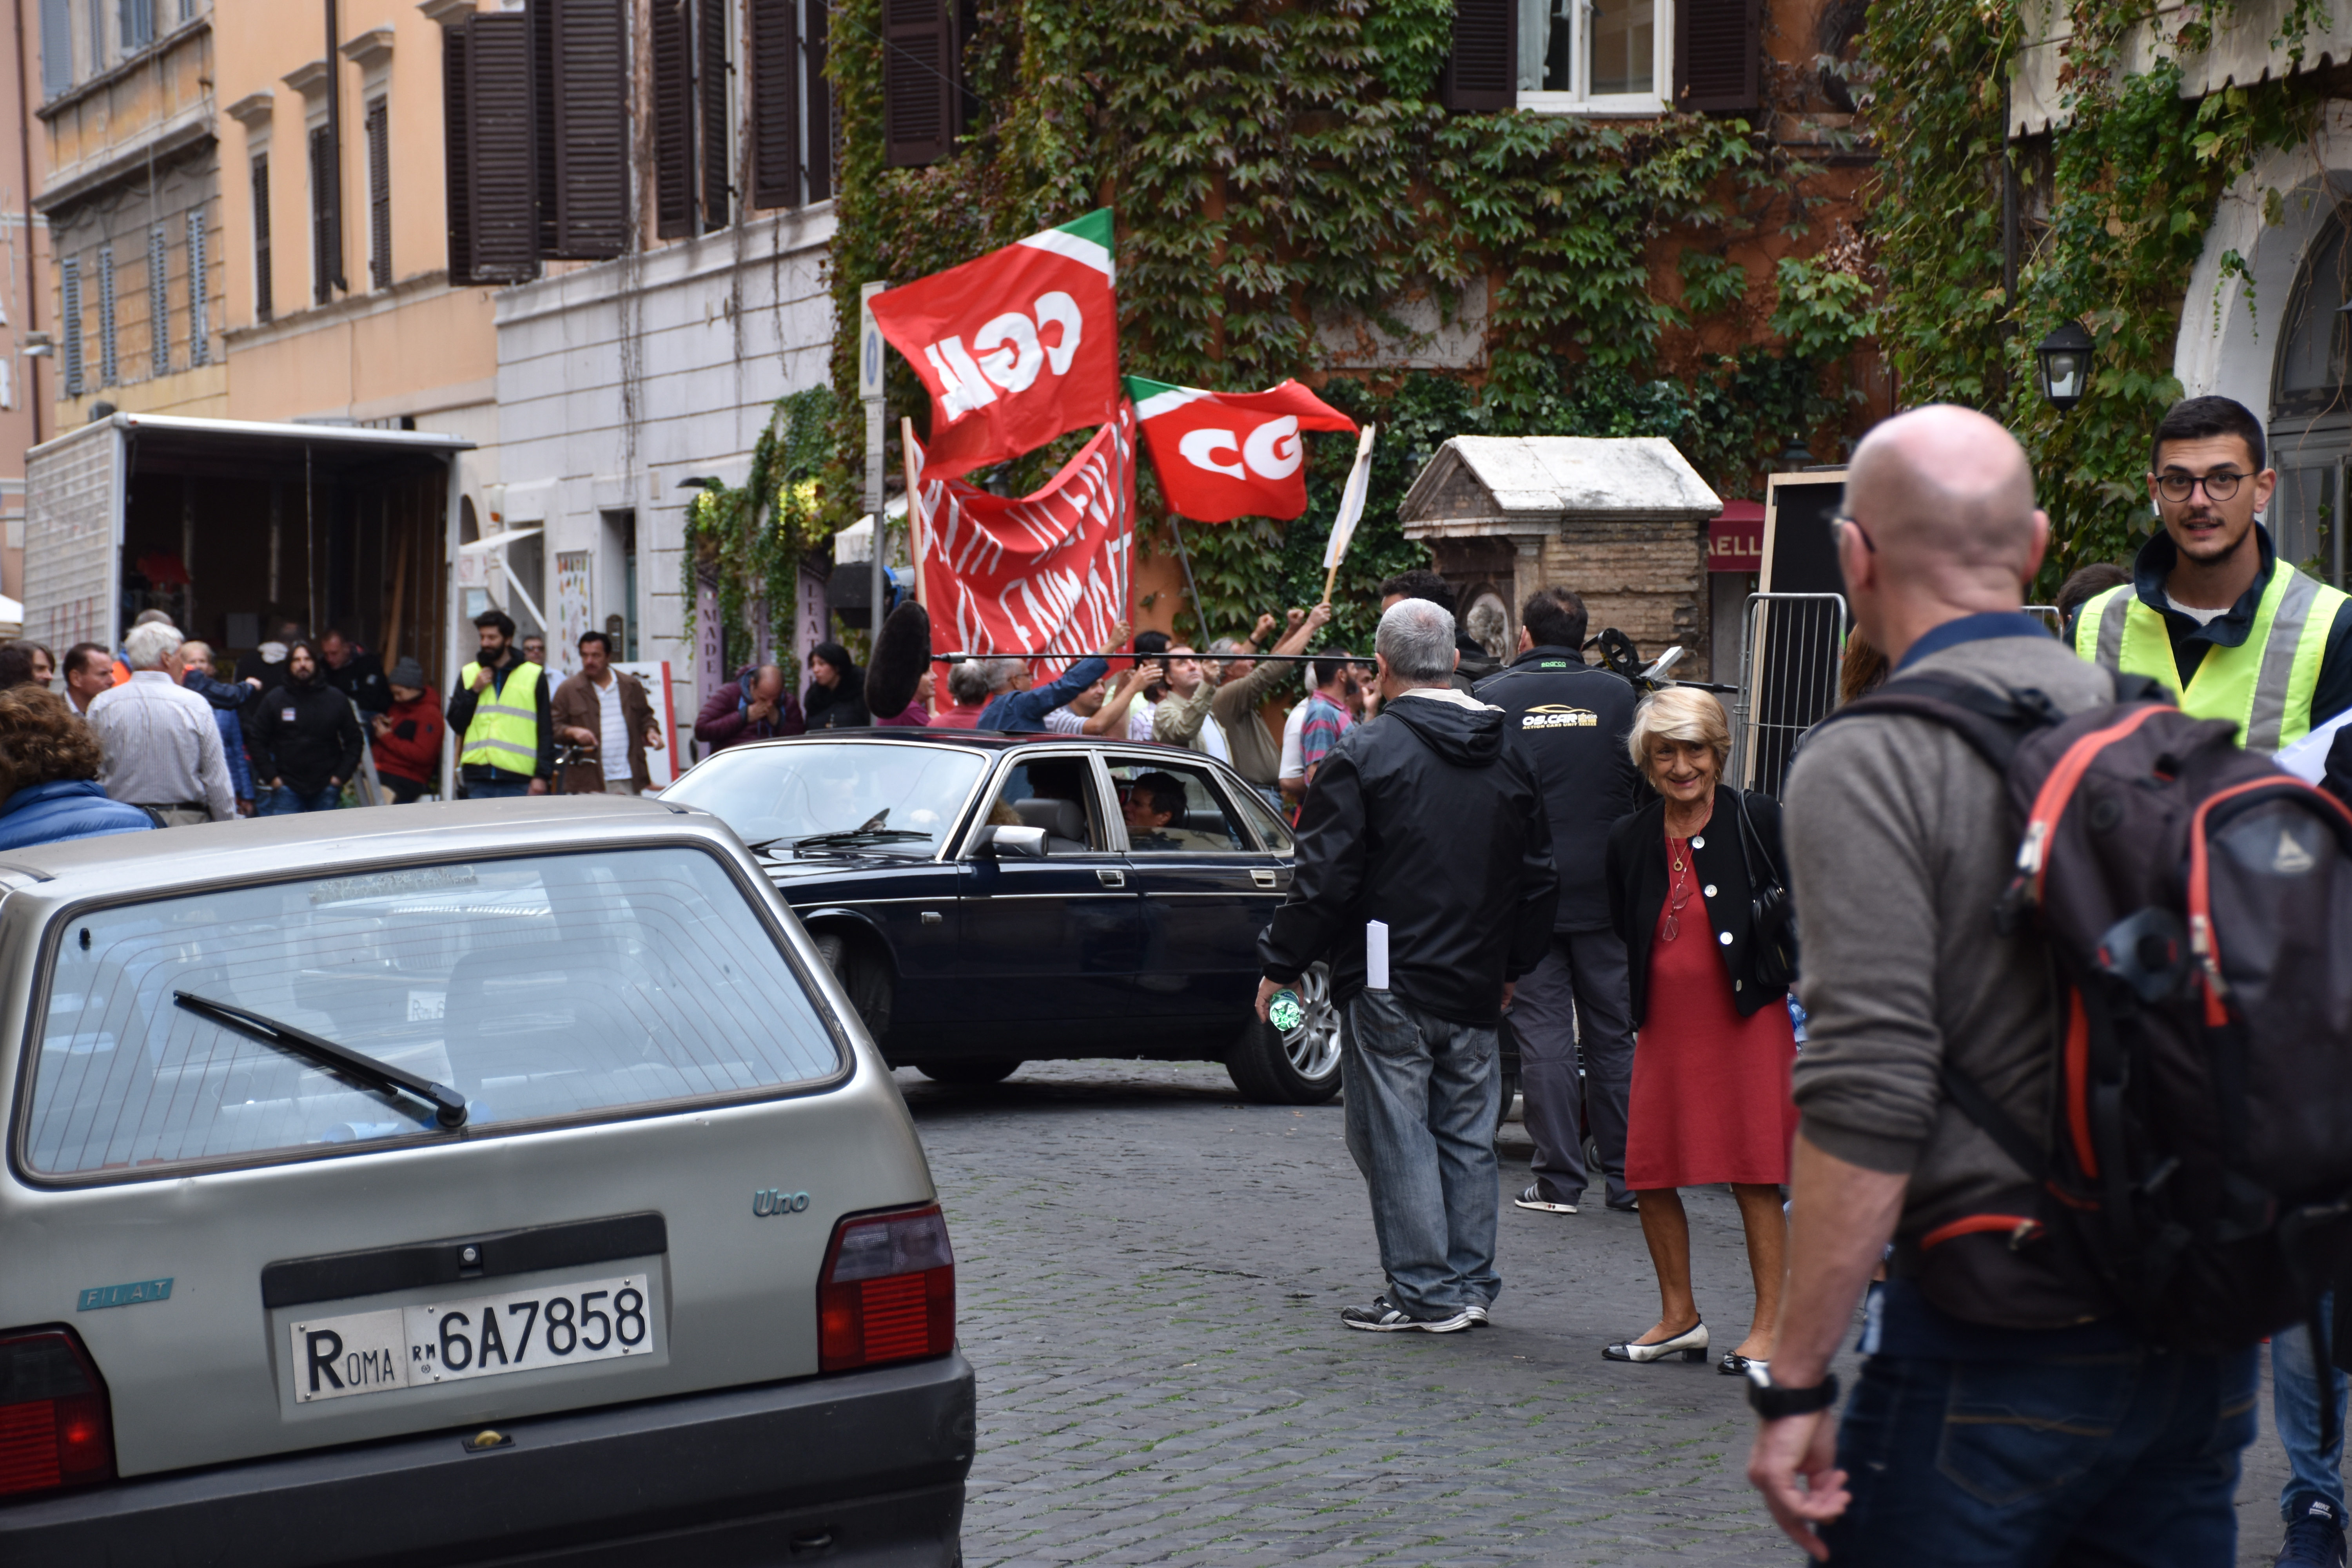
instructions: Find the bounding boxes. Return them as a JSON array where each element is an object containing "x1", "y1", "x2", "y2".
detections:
[{"x1": 1365, "y1": 919, "x2": 1390, "y2": 990}]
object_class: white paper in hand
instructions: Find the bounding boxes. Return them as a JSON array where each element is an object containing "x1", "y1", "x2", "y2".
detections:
[
  {"x1": 2274, "y1": 706, "x2": 2352, "y2": 785},
  {"x1": 1365, "y1": 919, "x2": 1390, "y2": 990}
]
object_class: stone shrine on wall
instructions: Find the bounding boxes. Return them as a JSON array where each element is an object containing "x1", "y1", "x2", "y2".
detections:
[{"x1": 1397, "y1": 437, "x2": 1721, "y2": 677}]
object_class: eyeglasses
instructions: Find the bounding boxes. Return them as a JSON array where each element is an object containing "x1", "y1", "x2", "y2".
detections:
[
  {"x1": 2152, "y1": 470, "x2": 2245, "y2": 503},
  {"x1": 1833, "y1": 515, "x2": 1877, "y2": 554}
]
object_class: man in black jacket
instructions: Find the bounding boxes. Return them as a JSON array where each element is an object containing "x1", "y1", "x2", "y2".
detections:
[
  {"x1": 1475, "y1": 586, "x2": 1643, "y2": 1216},
  {"x1": 248, "y1": 641, "x2": 364, "y2": 814},
  {"x1": 1259, "y1": 597, "x2": 1556, "y2": 1333}
]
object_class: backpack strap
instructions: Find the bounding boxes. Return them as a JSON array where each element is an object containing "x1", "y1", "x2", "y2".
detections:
[
  {"x1": 1813, "y1": 673, "x2": 2061, "y2": 773},
  {"x1": 1936, "y1": 1058, "x2": 2048, "y2": 1182}
]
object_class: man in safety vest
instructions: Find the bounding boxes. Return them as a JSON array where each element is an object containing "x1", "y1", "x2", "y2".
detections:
[
  {"x1": 2072, "y1": 394, "x2": 2352, "y2": 753},
  {"x1": 445, "y1": 608, "x2": 553, "y2": 797}
]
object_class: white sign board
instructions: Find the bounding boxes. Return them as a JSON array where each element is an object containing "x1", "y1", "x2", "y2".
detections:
[
  {"x1": 858, "y1": 281, "x2": 889, "y2": 401},
  {"x1": 554, "y1": 551, "x2": 593, "y2": 675},
  {"x1": 614, "y1": 659, "x2": 680, "y2": 789}
]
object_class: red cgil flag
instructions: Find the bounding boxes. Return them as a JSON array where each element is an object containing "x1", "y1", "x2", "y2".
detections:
[
  {"x1": 1124, "y1": 375, "x2": 1358, "y2": 522},
  {"x1": 868, "y1": 209, "x2": 1120, "y2": 483}
]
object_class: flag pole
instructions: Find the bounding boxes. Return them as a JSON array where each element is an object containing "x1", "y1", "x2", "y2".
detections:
[
  {"x1": 1166, "y1": 512, "x2": 1207, "y2": 640},
  {"x1": 901, "y1": 417, "x2": 927, "y2": 609}
]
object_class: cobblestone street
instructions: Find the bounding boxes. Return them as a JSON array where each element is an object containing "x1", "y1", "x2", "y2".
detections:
[{"x1": 902, "y1": 1059, "x2": 2301, "y2": 1568}]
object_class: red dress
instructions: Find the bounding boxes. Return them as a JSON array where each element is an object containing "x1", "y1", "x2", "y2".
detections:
[{"x1": 1622, "y1": 833, "x2": 1800, "y2": 1190}]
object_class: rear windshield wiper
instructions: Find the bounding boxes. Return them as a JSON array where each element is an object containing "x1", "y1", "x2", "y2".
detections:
[
  {"x1": 173, "y1": 991, "x2": 469, "y2": 1129},
  {"x1": 789, "y1": 828, "x2": 935, "y2": 855}
]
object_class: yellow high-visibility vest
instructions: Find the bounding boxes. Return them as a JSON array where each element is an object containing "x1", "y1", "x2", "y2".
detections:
[
  {"x1": 2072, "y1": 568, "x2": 2348, "y2": 750},
  {"x1": 458, "y1": 659, "x2": 544, "y2": 773}
]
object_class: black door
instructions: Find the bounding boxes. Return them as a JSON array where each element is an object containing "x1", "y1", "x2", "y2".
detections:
[
  {"x1": 1105, "y1": 755, "x2": 1285, "y2": 1022},
  {"x1": 952, "y1": 750, "x2": 1141, "y2": 1043}
]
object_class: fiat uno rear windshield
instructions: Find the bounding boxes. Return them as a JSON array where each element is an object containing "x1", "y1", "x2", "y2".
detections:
[{"x1": 18, "y1": 846, "x2": 844, "y2": 1181}]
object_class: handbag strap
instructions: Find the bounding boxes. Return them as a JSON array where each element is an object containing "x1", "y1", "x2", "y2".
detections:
[{"x1": 1731, "y1": 788, "x2": 1784, "y2": 898}]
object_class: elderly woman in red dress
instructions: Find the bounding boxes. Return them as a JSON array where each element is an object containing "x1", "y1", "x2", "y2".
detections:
[{"x1": 1602, "y1": 686, "x2": 1799, "y2": 1377}]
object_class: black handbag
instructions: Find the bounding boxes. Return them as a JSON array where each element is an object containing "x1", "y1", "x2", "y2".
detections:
[{"x1": 1732, "y1": 789, "x2": 1797, "y2": 990}]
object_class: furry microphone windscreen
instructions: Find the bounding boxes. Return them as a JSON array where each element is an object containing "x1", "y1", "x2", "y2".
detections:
[{"x1": 865, "y1": 601, "x2": 933, "y2": 718}]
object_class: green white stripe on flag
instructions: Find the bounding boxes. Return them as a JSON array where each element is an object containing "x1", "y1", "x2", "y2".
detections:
[
  {"x1": 1017, "y1": 207, "x2": 1115, "y2": 282},
  {"x1": 1123, "y1": 375, "x2": 1207, "y2": 422}
]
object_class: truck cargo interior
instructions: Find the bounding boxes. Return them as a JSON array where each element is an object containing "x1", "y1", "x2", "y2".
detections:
[{"x1": 24, "y1": 415, "x2": 473, "y2": 692}]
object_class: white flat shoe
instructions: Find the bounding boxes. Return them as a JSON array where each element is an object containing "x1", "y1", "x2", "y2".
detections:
[{"x1": 1603, "y1": 1321, "x2": 1709, "y2": 1363}]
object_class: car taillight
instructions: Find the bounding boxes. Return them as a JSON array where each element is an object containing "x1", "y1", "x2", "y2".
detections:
[
  {"x1": 818, "y1": 1205, "x2": 955, "y2": 1373},
  {"x1": 0, "y1": 1328, "x2": 114, "y2": 1500}
]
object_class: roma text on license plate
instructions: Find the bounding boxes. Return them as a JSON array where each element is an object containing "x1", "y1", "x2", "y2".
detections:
[{"x1": 290, "y1": 1274, "x2": 653, "y2": 1403}]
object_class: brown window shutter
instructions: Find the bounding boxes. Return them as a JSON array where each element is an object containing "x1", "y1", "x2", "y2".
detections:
[
  {"x1": 252, "y1": 156, "x2": 274, "y2": 322},
  {"x1": 883, "y1": 0, "x2": 953, "y2": 168},
  {"x1": 1439, "y1": 0, "x2": 1515, "y2": 113},
  {"x1": 653, "y1": 0, "x2": 695, "y2": 238},
  {"x1": 530, "y1": 0, "x2": 558, "y2": 255},
  {"x1": 309, "y1": 124, "x2": 337, "y2": 305},
  {"x1": 367, "y1": 99, "x2": 392, "y2": 290},
  {"x1": 549, "y1": 0, "x2": 627, "y2": 257},
  {"x1": 749, "y1": 0, "x2": 799, "y2": 209},
  {"x1": 806, "y1": 0, "x2": 830, "y2": 200},
  {"x1": 698, "y1": 0, "x2": 730, "y2": 229},
  {"x1": 441, "y1": 20, "x2": 474, "y2": 285},
  {"x1": 1675, "y1": 0, "x2": 1760, "y2": 113},
  {"x1": 465, "y1": 13, "x2": 541, "y2": 282}
]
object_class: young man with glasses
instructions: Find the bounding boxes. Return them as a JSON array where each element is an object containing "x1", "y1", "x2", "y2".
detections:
[
  {"x1": 2074, "y1": 394, "x2": 2352, "y2": 1568},
  {"x1": 2071, "y1": 394, "x2": 2352, "y2": 753}
]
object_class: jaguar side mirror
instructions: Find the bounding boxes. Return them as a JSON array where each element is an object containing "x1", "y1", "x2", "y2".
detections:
[{"x1": 974, "y1": 824, "x2": 1049, "y2": 860}]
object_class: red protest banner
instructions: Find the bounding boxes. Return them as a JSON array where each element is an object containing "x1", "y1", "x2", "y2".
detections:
[
  {"x1": 1124, "y1": 375, "x2": 1358, "y2": 522},
  {"x1": 869, "y1": 209, "x2": 1120, "y2": 483},
  {"x1": 911, "y1": 403, "x2": 1135, "y2": 682}
]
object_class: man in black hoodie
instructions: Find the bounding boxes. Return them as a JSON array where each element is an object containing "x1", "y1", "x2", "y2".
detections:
[
  {"x1": 1259, "y1": 597, "x2": 1556, "y2": 1333},
  {"x1": 1476, "y1": 586, "x2": 1643, "y2": 1216},
  {"x1": 248, "y1": 640, "x2": 364, "y2": 814}
]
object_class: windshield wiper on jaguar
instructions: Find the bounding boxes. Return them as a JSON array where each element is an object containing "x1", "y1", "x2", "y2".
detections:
[
  {"x1": 173, "y1": 991, "x2": 469, "y2": 1129},
  {"x1": 789, "y1": 828, "x2": 935, "y2": 854}
]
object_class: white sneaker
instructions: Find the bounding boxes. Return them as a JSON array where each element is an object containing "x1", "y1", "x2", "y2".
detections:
[
  {"x1": 1514, "y1": 1183, "x2": 1579, "y2": 1214},
  {"x1": 1341, "y1": 1294, "x2": 1475, "y2": 1333}
]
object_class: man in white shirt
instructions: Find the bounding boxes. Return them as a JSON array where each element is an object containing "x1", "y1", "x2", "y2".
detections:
[
  {"x1": 61, "y1": 642, "x2": 112, "y2": 717},
  {"x1": 552, "y1": 631, "x2": 664, "y2": 795},
  {"x1": 85, "y1": 622, "x2": 236, "y2": 824},
  {"x1": 1046, "y1": 664, "x2": 1157, "y2": 739}
]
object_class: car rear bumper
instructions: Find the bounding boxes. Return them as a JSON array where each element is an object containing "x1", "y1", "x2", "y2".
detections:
[{"x1": 0, "y1": 1351, "x2": 975, "y2": 1567}]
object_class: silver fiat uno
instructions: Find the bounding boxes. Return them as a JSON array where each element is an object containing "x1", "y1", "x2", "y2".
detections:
[{"x1": 0, "y1": 798, "x2": 972, "y2": 1565}]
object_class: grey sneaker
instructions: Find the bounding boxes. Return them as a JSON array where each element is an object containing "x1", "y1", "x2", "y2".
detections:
[
  {"x1": 1514, "y1": 1183, "x2": 1579, "y2": 1214},
  {"x1": 1341, "y1": 1294, "x2": 1474, "y2": 1333}
]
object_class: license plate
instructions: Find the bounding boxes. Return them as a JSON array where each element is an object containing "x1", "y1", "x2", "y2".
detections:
[{"x1": 290, "y1": 1273, "x2": 653, "y2": 1404}]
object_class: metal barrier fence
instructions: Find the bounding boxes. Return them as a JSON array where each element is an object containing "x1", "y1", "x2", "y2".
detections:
[{"x1": 1731, "y1": 592, "x2": 1848, "y2": 798}]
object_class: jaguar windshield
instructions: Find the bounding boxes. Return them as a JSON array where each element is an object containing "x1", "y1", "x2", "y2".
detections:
[{"x1": 663, "y1": 742, "x2": 987, "y2": 857}]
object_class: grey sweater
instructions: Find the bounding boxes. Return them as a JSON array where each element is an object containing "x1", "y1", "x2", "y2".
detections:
[{"x1": 1785, "y1": 631, "x2": 2112, "y2": 1237}]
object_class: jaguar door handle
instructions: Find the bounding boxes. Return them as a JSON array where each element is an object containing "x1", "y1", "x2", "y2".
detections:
[
  {"x1": 1252, "y1": 870, "x2": 1279, "y2": 889},
  {"x1": 1098, "y1": 869, "x2": 1127, "y2": 888}
]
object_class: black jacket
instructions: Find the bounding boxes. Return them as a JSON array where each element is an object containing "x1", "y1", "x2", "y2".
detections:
[
  {"x1": 249, "y1": 679, "x2": 364, "y2": 797},
  {"x1": 1474, "y1": 645, "x2": 1641, "y2": 931},
  {"x1": 805, "y1": 668, "x2": 870, "y2": 730},
  {"x1": 1606, "y1": 786, "x2": 1789, "y2": 1026},
  {"x1": 321, "y1": 646, "x2": 392, "y2": 715},
  {"x1": 1259, "y1": 690, "x2": 1556, "y2": 1025}
]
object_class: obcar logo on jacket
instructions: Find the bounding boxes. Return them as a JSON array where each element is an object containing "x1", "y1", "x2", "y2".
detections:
[{"x1": 1521, "y1": 705, "x2": 1599, "y2": 729}]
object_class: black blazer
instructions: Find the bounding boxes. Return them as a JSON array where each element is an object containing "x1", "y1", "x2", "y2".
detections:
[{"x1": 1605, "y1": 785, "x2": 1789, "y2": 1027}]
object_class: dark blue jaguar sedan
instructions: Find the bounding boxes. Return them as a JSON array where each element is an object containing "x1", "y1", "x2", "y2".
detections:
[{"x1": 658, "y1": 732, "x2": 1343, "y2": 1104}]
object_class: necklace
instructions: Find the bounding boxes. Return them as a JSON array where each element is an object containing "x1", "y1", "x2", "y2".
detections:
[{"x1": 1663, "y1": 826, "x2": 1695, "y2": 942}]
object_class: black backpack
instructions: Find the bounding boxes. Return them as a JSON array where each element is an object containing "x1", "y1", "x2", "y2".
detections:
[{"x1": 1826, "y1": 673, "x2": 2352, "y2": 1360}]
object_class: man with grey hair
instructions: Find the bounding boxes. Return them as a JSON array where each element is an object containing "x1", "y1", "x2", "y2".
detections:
[
  {"x1": 85, "y1": 621, "x2": 236, "y2": 825},
  {"x1": 1749, "y1": 405, "x2": 2254, "y2": 1563},
  {"x1": 1258, "y1": 596, "x2": 1555, "y2": 1332}
]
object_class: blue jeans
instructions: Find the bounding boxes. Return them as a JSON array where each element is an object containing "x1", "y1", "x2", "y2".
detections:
[
  {"x1": 1822, "y1": 1345, "x2": 2259, "y2": 1566},
  {"x1": 1339, "y1": 989, "x2": 1500, "y2": 1319},
  {"x1": 2274, "y1": 1294, "x2": 2347, "y2": 1522},
  {"x1": 464, "y1": 775, "x2": 534, "y2": 800},
  {"x1": 258, "y1": 784, "x2": 341, "y2": 815}
]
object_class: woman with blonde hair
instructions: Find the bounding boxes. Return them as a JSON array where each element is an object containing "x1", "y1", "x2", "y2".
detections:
[{"x1": 1601, "y1": 685, "x2": 1798, "y2": 1377}]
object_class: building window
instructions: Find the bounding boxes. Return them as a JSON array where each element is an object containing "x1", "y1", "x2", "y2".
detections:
[
  {"x1": 753, "y1": 0, "x2": 832, "y2": 207},
  {"x1": 310, "y1": 123, "x2": 338, "y2": 304},
  {"x1": 1517, "y1": 0, "x2": 1664, "y2": 113},
  {"x1": 187, "y1": 210, "x2": 210, "y2": 364},
  {"x1": 38, "y1": 0, "x2": 72, "y2": 98},
  {"x1": 58, "y1": 257, "x2": 83, "y2": 395},
  {"x1": 252, "y1": 156, "x2": 272, "y2": 323},
  {"x1": 96, "y1": 245, "x2": 116, "y2": 386},
  {"x1": 119, "y1": 0, "x2": 152, "y2": 51},
  {"x1": 367, "y1": 98, "x2": 391, "y2": 290},
  {"x1": 2269, "y1": 210, "x2": 2352, "y2": 588},
  {"x1": 148, "y1": 223, "x2": 170, "y2": 376}
]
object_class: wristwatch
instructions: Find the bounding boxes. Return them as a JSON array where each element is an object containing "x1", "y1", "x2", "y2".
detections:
[{"x1": 1746, "y1": 1368, "x2": 1839, "y2": 1420}]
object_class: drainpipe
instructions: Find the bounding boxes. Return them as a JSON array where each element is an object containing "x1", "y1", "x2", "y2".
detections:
[{"x1": 324, "y1": 0, "x2": 345, "y2": 294}]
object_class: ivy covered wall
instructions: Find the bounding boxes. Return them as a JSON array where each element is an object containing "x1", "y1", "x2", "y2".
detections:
[{"x1": 804, "y1": 0, "x2": 1883, "y2": 650}]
